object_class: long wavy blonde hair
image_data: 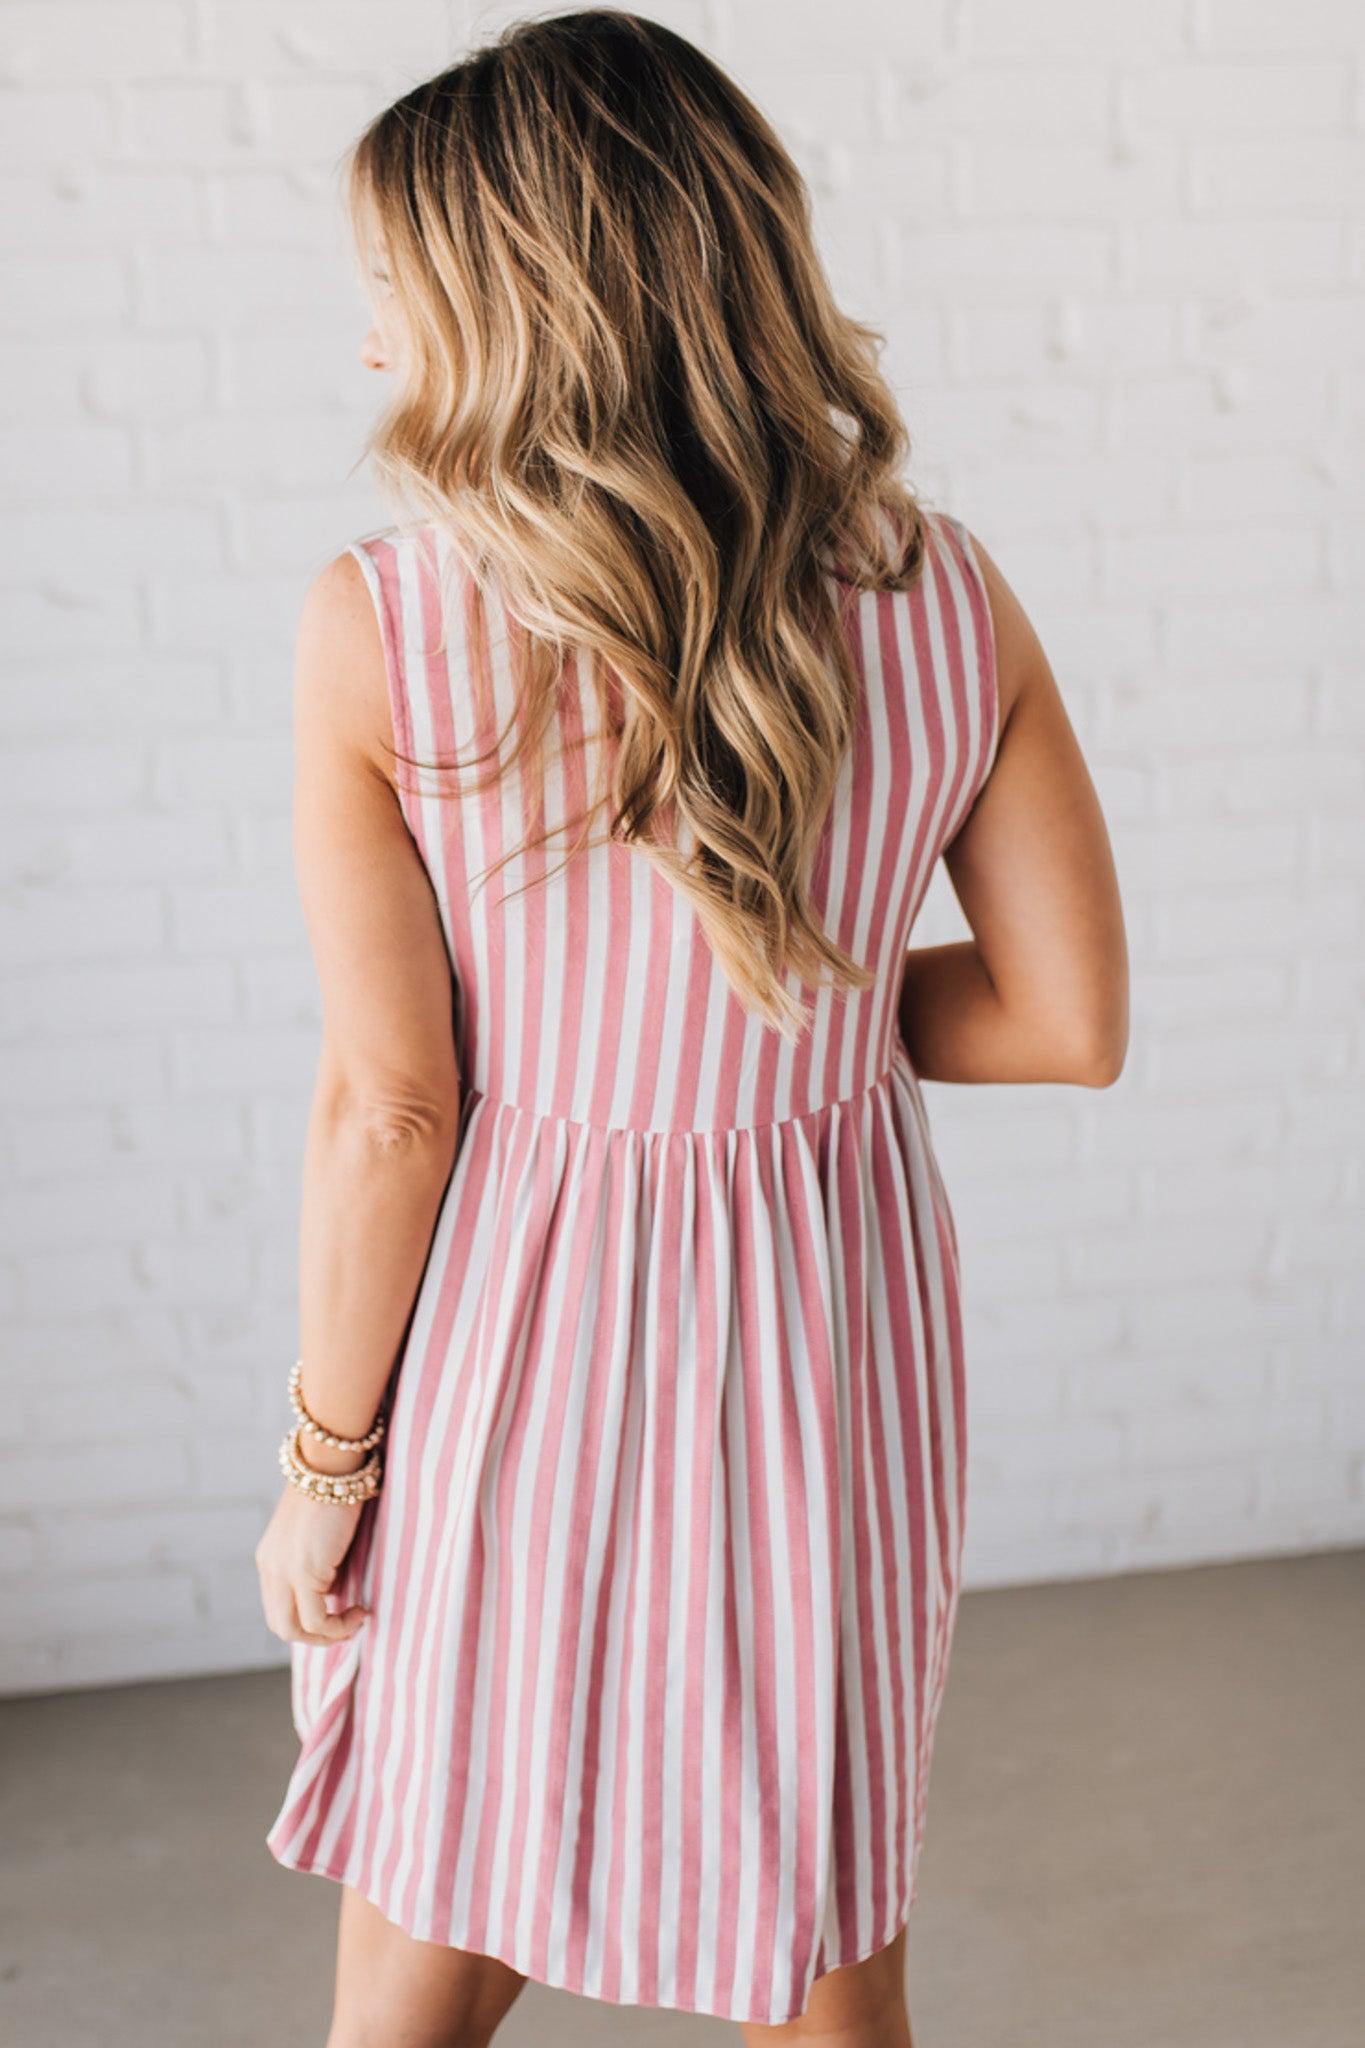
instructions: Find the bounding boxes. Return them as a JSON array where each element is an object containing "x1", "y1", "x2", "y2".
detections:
[{"x1": 343, "y1": 8, "x2": 931, "y2": 1040}]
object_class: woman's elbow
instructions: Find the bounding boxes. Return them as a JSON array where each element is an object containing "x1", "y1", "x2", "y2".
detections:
[
  {"x1": 357, "y1": 1100, "x2": 461, "y2": 1157},
  {"x1": 1056, "y1": 953, "x2": 1130, "y2": 1089},
  {"x1": 1071, "y1": 1005, "x2": 1129, "y2": 1088},
  {"x1": 1077, "y1": 1036, "x2": 1128, "y2": 1088},
  {"x1": 323, "y1": 1076, "x2": 462, "y2": 1161}
]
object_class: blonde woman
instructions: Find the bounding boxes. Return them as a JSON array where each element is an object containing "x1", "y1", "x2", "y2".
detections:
[{"x1": 255, "y1": 12, "x2": 1128, "y2": 2045}]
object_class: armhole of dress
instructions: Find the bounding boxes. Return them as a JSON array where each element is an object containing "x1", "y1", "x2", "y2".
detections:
[
  {"x1": 941, "y1": 511, "x2": 1001, "y2": 802},
  {"x1": 346, "y1": 536, "x2": 421, "y2": 842}
]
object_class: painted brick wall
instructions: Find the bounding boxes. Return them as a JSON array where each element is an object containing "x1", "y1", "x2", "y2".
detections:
[{"x1": 2, "y1": 0, "x2": 1362, "y2": 1694}]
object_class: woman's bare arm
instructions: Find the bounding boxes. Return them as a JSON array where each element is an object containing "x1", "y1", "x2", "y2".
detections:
[
  {"x1": 287, "y1": 550, "x2": 462, "y2": 1467},
  {"x1": 897, "y1": 529, "x2": 1129, "y2": 1087}
]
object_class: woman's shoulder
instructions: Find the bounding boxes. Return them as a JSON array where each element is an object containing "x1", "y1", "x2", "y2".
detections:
[
  {"x1": 931, "y1": 515, "x2": 1053, "y2": 740},
  {"x1": 346, "y1": 515, "x2": 491, "y2": 617},
  {"x1": 290, "y1": 542, "x2": 403, "y2": 782},
  {"x1": 346, "y1": 515, "x2": 438, "y2": 572}
]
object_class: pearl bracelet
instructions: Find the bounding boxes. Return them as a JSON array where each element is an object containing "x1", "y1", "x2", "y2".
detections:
[
  {"x1": 288, "y1": 1356, "x2": 386, "y2": 1453},
  {"x1": 278, "y1": 1421, "x2": 382, "y2": 1506}
]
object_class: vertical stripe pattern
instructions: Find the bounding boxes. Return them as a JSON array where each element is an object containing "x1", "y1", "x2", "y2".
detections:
[{"x1": 265, "y1": 505, "x2": 999, "y2": 2026}]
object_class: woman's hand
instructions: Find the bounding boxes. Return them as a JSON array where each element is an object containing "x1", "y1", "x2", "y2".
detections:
[{"x1": 255, "y1": 1447, "x2": 373, "y2": 1647}]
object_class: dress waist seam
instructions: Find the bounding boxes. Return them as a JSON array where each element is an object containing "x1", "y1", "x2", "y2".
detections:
[{"x1": 456, "y1": 1056, "x2": 912, "y2": 1141}]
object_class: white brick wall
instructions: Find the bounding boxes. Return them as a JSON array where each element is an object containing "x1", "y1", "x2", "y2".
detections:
[{"x1": 1, "y1": 0, "x2": 1361, "y2": 1695}]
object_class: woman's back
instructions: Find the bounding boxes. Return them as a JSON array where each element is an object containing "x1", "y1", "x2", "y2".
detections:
[{"x1": 349, "y1": 502, "x2": 998, "y2": 1135}]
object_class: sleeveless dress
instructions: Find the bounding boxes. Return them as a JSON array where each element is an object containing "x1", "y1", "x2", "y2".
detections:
[{"x1": 265, "y1": 502, "x2": 999, "y2": 2026}]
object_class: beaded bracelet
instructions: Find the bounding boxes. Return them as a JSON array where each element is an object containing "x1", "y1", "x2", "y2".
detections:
[
  {"x1": 278, "y1": 1421, "x2": 382, "y2": 1506},
  {"x1": 288, "y1": 1356, "x2": 386, "y2": 1454}
]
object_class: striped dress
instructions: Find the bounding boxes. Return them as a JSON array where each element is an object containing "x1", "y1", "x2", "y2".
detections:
[{"x1": 265, "y1": 502, "x2": 999, "y2": 2026}]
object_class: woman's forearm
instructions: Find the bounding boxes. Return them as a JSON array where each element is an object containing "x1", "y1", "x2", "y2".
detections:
[
  {"x1": 897, "y1": 941, "x2": 1103, "y2": 1085},
  {"x1": 293, "y1": 1085, "x2": 459, "y2": 1456}
]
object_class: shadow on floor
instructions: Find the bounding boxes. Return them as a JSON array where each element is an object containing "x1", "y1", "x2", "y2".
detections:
[{"x1": 1, "y1": 1548, "x2": 1362, "y2": 2047}]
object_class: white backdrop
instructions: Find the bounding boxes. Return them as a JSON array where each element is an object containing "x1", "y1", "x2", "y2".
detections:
[{"x1": 2, "y1": 0, "x2": 1362, "y2": 1693}]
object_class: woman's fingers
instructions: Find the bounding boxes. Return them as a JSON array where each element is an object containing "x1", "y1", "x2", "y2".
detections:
[
  {"x1": 257, "y1": 1569, "x2": 298, "y2": 1643},
  {"x1": 295, "y1": 1582, "x2": 369, "y2": 1643},
  {"x1": 258, "y1": 1566, "x2": 368, "y2": 1645}
]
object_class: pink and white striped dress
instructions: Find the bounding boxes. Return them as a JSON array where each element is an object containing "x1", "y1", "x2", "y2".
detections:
[{"x1": 265, "y1": 502, "x2": 999, "y2": 2026}]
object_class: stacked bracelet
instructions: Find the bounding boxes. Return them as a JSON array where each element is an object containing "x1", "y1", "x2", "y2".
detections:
[
  {"x1": 278, "y1": 1421, "x2": 381, "y2": 1506},
  {"x1": 279, "y1": 1357, "x2": 387, "y2": 1506},
  {"x1": 288, "y1": 1356, "x2": 386, "y2": 1453}
]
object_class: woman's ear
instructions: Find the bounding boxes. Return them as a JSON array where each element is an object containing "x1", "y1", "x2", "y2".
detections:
[{"x1": 359, "y1": 324, "x2": 390, "y2": 372}]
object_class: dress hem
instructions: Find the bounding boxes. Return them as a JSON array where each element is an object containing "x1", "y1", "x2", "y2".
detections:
[{"x1": 265, "y1": 1832, "x2": 917, "y2": 2028}]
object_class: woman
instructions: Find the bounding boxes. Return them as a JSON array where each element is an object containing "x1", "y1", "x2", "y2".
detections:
[{"x1": 255, "y1": 12, "x2": 1128, "y2": 2045}]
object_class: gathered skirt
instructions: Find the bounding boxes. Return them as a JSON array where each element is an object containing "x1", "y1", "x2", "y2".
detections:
[{"x1": 265, "y1": 1047, "x2": 967, "y2": 2026}]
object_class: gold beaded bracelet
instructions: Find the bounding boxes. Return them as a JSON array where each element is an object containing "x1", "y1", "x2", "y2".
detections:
[
  {"x1": 278, "y1": 1421, "x2": 382, "y2": 1506},
  {"x1": 288, "y1": 1356, "x2": 386, "y2": 1454}
]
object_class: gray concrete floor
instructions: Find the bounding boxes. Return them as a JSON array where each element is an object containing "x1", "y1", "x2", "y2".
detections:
[{"x1": 2, "y1": 1549, "x2": 1362, "y2": 2047}]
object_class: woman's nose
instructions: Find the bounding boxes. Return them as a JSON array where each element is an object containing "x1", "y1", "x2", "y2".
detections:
[{"x1": 360, "y1": 327, "x2": 389, "y2": 371}]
